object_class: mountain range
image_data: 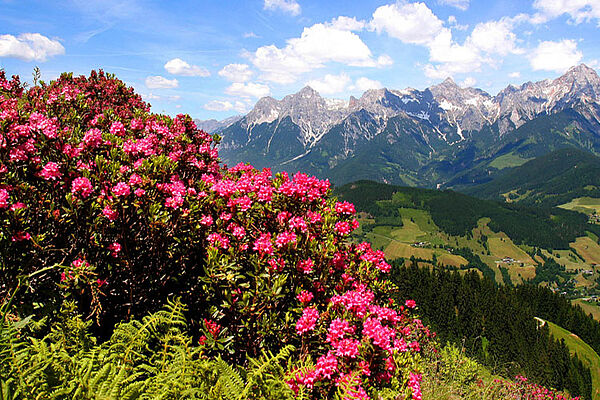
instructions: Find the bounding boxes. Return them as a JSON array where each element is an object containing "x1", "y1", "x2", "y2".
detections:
[{"x1": 207, "y1": 64, "x2": 600, "y2": 188}]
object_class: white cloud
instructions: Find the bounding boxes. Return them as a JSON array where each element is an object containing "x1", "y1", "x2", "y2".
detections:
[
  {"x1": 377, "y1": 54, "x2": 394, "y2": 67},
  {"x1": 369, "y1": 2, "x2": 525, "y2": 80},
  {"x1": 142, "y1": 93, "x2": 181, "y2": 102},
  {"x1": 0, "y1": 33, "x2": 65, "y2": 62},
  {"x1": 328, "y1": 16, "x2": 366, "y2": 31},
  {"x1": 529, "y1": 39, "x2": 583, "y2": 73},
  {"x1": 448, "y1": 15, "x2": 469, "y2": 30},
  {"x1": 204, "y1": 100, "x2": 233, "y2": 111},
  {"x1": 532, "y1": 0, "x2": 600, "y2": 25},
  {"x1": 370, "y1": 2, "x2": 445, "y2": 45},
  {"x1": 233, "y1": 101, "x2": 250, "y2": 113},
  {"x1": 225, "y1": 82, "x2": 271, "y2": 98},
  {"x1": 164, "y1": 58, "x2": 210, "y2": 77},
  {"x1": 467, "y1": 19, "x2": 523, "y2": 56},
  {"x1": 424, "y1": 62, "x2": 477, "y2": 79},
  {"x1": 306, "y1": 73, "x2": 351, "y2": 95},
  {"x1": 354, "y1": 77, "x2": 383, "y2": 91},
  {"x1": 438, "y1": 0, "x2": 470, "y2": 11},
  {"x1": 218, "y1": 64, "x2": 254, "y2": 82},
  {"x1": 145, "y1": 75, "x2": 179, "y2": 89},
  {"x1": 264, "y1": 0, "x2": 300, "y2": 16},
  {"x1": 248, "y1": 21, "x2": 378, "y2": 84},
  {"x1": 244, "y1": 32, "x2": 259, "y2": 38},
  {"x1": 204, "y1": 100, "x2": 249, "y2": 113},
  {"x1": 427, "y1": 29, "x2": 482, "y2": 67},
  {"x1": 509, "y1": 71, "x2": 521, "y2": 78},
  {"x1": 461, "y1": 76, "x2": 476, "y2": 87}
]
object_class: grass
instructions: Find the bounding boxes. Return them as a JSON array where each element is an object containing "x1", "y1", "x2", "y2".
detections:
[
  {"x1": 383, "y1": 241, "x2": 467, "y2": 267},
  {"x1": 546, "y1": 320, "x2": 600, "y2": 400},
  {"x1": 559, "y1": 197, "x2": 600, "y2": 215},
  {"x1": 488, "y1": 152, "x2": 532, "y2": 170},
  {"x1": 570, "y1": 237, "x2": 600, "y2": 266},
  {"x1": 572, "y1": 298, "x2": 600, "y2": 322},
  {"x1": 488, "y1": 236, "x2": 535, "y2": 264},
  {"x1": 359, "y1": 207, "x2": 598, "y2": 292}
]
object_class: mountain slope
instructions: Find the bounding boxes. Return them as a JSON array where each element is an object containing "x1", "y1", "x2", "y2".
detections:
[
  {"x1": 463, "y1": 148, "x2": 600, "y2": 206},
  {"x1": 334, "y1": 180, "x2": 600, "y2": 250},
  {"x1": 219, "y1": 64, "x2": 600, "y2": 188}
]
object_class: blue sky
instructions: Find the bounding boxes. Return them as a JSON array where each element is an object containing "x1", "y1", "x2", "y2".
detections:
[{"x1": 2, "y1": 0, "x2": 600, "y2": 120}]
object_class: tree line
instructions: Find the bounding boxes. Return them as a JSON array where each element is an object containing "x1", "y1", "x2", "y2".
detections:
[{"x1": 390, "y1": 261, "x2": 593, "y2": 399}]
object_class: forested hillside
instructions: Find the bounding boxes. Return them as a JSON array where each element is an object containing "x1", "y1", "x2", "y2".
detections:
[
  {"x1": 335, "y1": 180, "x2": 600, "y2": 249},
  {"x1": 463, "y1": 148, "x2": 600, "y2": 207},
  {"x1": 392, "y1": 263, "x2": 594, "y2": 399}
]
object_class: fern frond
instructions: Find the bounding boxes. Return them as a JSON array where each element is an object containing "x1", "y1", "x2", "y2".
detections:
[{"x1": 215, "y1": 357, "x2": 245, "y2": 400}]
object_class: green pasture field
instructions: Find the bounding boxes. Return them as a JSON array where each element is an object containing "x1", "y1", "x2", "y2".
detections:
[{"x1": 559, "y1": 197, "x2": 600, "y2": 215}]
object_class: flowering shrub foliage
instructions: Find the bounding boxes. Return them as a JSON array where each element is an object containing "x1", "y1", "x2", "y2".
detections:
[
  {"x1": 0, "y1": 70, "x2": 433, "y2": 398},
  {"x1": 490, "y1": 376, "x2": 581, "y2": 400}
]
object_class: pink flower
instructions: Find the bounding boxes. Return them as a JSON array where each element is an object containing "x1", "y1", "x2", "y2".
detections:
[
  {"x1": 207, "y1": 232, "x2": 229, "y2": 249},
  {"x1": 268, "y1": 257, "x2": 285, "y2": 272},
  {"x1": 298, "y1": 258, "x2": 314, "y2": 274},
  {"x1": 39, "y1": 162, "x2": 61, "y2": 180},
  {"x1": 228, "y1": 223, "x2": 246, "y2": 239},
  {"x1": 409, "y1": 341, "x2": 420, "y2": 352},
  {"x1": 165, "y1": 196, "x2": 184, "y2": 209},
  {"x1": 405, "y1": 299, "x2": 417, "y2": 309},
  {"x1": 102, "y1": 205, "x2": 117, "y2": 221},
  {"x1": 253, "y1": 233, "x2": 273, "y2": 256},
  {"x1": 296, "y1": 307, "x2": 319, "y2": 335},
  {"x1": 275, "y1": 231, "x2": 297, "y2": 248},
  {"x1": 71, "y1": 177, "x2": 93, "y2": 198},
  {"x1": 376, "y1": 261, "x2": 391, "y2": 273},
  {"x1": 82, "y1": 128, "x2": 103, "y2": 148},
  {"x1": 219, "y1": 212, "x2": 232, "y2": 221},
  {"x1": 108, "y1": 242, "x2": 121, "y2": 257},
  {"x1": 408, "y1": 372, "x2": 422, "y2": 400},
  {"x1": 362, "y1": 317, "x2": 395, "y2": 350},
  {"x1": 112, "y1": 182, "x2": 130, "y2": 197},
  {"x1": 297, "y1": 291, "x2": 314, "y2": 304},
  {"x1": 0, "y1": 189, "x2": 9, "y2": 208},
  {"x1": 129, "y1": 173, "x2": 142, "y2": 186},
  {"x1": 200, "y1": 215, "x2": 213, "y2": 226},
  {"x1": 335, "y1": 221, "x2": 351, "y2": 236},
  {"x1": 315, "y1": 351, "x2": 338, "y2": 379},
  {"x1": 11, "y1": 231, "x2": 31, "y2": 241},
  {"x1": 326, "y1": 318, "x2": 354, "y2": 344},
  {"x1": 134, "y1": 188, "x2": 145, "y2": 197},
  {"x1": 10, "y1": 202, "x2": 26, "y2": 211},
  {"x1": 109, "y1": 121, "x2": 125, "y2": 135},
  {"x1": 335, "y1": 201, "x2": 356, "y2": 215},
  {"x1": 333, "y1": 338, "x2": 360, "y2": 358},
  {"x1": 130, "y1": 118, "x2": 144, "y2": 130}
]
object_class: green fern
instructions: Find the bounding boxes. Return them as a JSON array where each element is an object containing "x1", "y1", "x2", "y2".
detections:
[{"x1": 0, "y1": 298, "x2": 302, "y2": 400}]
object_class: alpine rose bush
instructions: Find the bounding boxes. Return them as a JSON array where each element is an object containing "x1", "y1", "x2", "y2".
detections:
[{"x1": 0, "y1": 70, "x2": 431, "y2": 398}]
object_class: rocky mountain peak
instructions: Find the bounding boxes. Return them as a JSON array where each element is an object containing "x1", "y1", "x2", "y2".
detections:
[
  {"x1": 245, "y1": 96, "x2": 281, "y2": 127},
  {"x1": 553, "y1": 63, "x2": 600, "y2": 99},
  {"x1": 296, "y1": 85, "x2": 320, "y2": 98}
]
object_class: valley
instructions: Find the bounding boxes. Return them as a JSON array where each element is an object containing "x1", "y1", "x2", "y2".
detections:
[{"x1": 335, "y1": 180, "x2": 600, "y2": 298}]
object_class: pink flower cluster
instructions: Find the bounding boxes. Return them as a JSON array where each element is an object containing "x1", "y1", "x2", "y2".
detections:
[
  {"x1": 39, "y1": 162, "x2": 61, "y2": 180},
  {"x1": 71, "y1": 177, "x2": 93, "y2": 198},
  {"x1": 296, "y1": 307, "x2": 319, "y2": 334}
]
